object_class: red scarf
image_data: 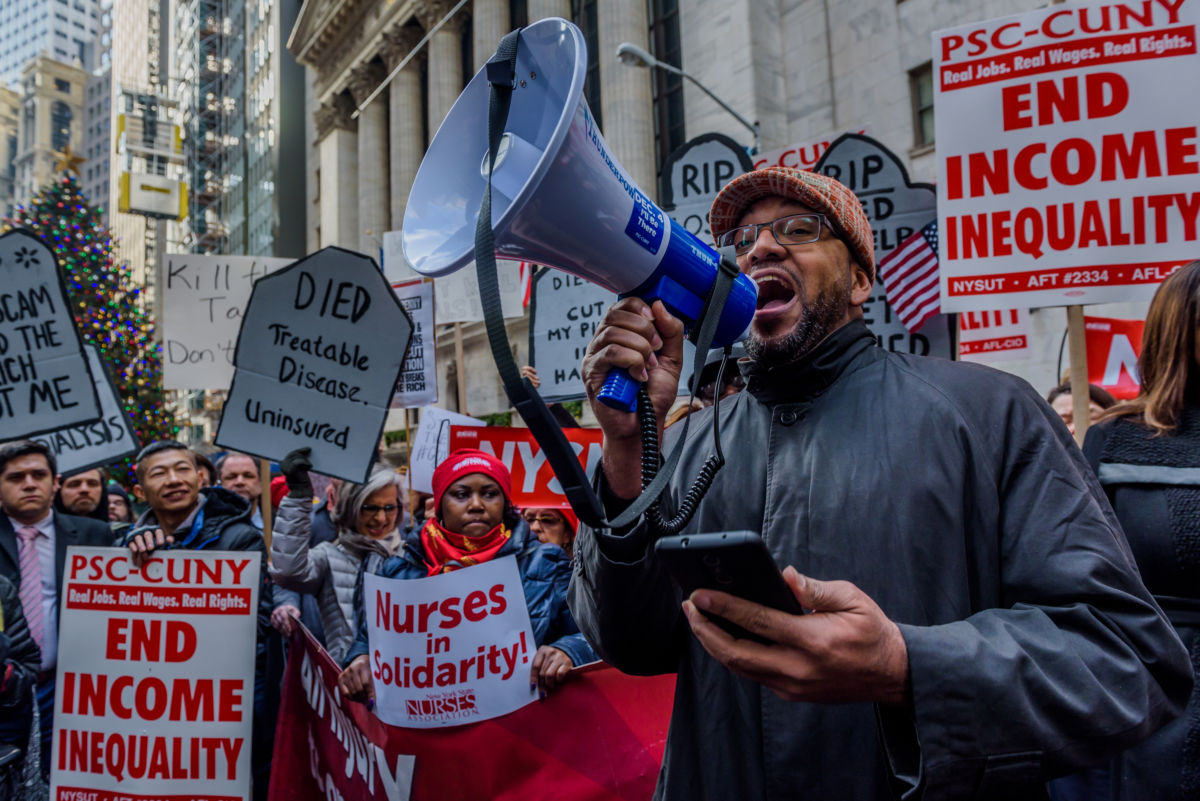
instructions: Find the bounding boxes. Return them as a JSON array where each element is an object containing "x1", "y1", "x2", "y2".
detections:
[{"x1": 419, "y1": 517, "x2": 512, "y2": 576}]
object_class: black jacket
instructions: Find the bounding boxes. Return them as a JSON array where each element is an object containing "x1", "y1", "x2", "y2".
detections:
[
  {"x1": 0, "y1": 574, "x2": 39, "y2": 713},
  {"x1": 571, "y1": 320, "x2": 1192, "y2": 801}
]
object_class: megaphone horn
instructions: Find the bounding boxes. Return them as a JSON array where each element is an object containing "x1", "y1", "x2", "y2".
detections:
[{"x1": 402, "y1": 17, "x2": 757, "y2": 412}]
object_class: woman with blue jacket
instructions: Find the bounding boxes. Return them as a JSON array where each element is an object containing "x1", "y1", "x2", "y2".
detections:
[{"x1": 338, "y1": 449, "x2": 596, "y2": 702}]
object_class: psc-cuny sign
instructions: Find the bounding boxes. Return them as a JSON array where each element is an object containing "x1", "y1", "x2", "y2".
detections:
[
  {"x1": 958, "y1": 308, "x2": 1032, "y2": 363},
  {"x1": 0, "y1": 230, "x2": 101, "y2": 438},
  {"x1": 161, "y1": 253, "x2": 293, "y2": 390},
  {"x1": 34, "y1": 343, "x2": 140, "y2": 474},
  {"x1": 365, "y1": 556, "x2": 537, "y2": 728},
  {"x1": 933, "y1": 0, "x2": 1199, "y2": 312},
  {"x1": 215, "y1": 247, "x2": 414, "y2": 483},
  {"x1": 813, "y1": 134, "x2": 955, "y2": 358},
  {"x1": 52, "y1": 547, "x2": 260, "y2": 801}
]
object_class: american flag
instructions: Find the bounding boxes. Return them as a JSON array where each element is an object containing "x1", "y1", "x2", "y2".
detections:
[{"x1": 879, "y1": 220, "x2": 940, "y2": 332}]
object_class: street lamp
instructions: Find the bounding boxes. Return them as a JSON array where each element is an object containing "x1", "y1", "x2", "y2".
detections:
[{"x1": 616, "y1": 42, "x2": 761, "y2": 155}]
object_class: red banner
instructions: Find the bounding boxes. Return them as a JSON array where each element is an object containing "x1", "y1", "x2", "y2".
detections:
[
  {"x1": 1085, "y1": 315, "x2": 1145, "y2": 400},
  {"x1": 448, "y1": 426, "x2": 604, "y2": 508},
  {"x1": 268, "y1": 629, "x2": 674, "y2": 801}
]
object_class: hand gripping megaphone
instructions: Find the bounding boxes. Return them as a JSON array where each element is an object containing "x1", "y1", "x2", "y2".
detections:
[{"x1": 401, "y1": 17, "x2": 757, "y2": 412}]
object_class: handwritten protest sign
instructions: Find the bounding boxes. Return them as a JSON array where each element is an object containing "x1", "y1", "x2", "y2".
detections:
[
  {"x1": 958, "y1": 308, "x2": 1032, "y2": 363},
  {"x1": 365, "y1": 556, "x2": 536, "y2": 728},
  {"x1": 34, "y1": 344, "x2": 139, "y2": 474},
  {"x1": 661, "y1": 133, "x2": 753, "y2": 243},
  {"x1": 813, "y1": 134, "x2": 954, "y2": 358},
  {"x1": 52, "y1": 547, "x2": 259, "y2": 801},
  {"x1": 161, "y1": 254, "x2": 292, "y2": 390},
  {"x1": 933, "y1": 1, "x2": 1199, "y2": 311},
  {"x1": 409, "y1": 407, "x2": 485, "y2": 495},
  {"x1": 528, "y1": 270, "x2": 696, "y2": 401},
  {"x1": 433, "y1": 260, "x2": 527, "y2": 324},
  {"x1": 269, "y1": 627, "x2": 673, "y2": 801},
  {"x1": 0, "y1": 230, "x2": 101, "y2": 438},
  {"x1": 449, "y1": 425, "x2": 603, "y2": 508},
  {"x1": 1086, "y1": 315, "x2": 1145, "y2": 399},
  {"x1": 391, "y1": 281, "x2": 437, "y2": 408},
  {"x1": 215, "y1": 247, "x2": 414, "y2": 482}
]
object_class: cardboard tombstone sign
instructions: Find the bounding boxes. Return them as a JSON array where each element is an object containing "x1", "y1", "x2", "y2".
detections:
[
  {"x1": 215, "y1": 247, "x2": 414, "y2": 482},
  {"x1": 0, "y1": 230, "x2": 102, "y2": 438},
  {"x1": 813, "y1": 134, "x2": 955, "y2": 359},
  {"x1": 34, "y1": 343, "x2": 140, "y2": 474}
]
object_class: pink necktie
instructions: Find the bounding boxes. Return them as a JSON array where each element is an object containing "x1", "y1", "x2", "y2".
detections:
[{"x1": 16, "y1": 526, "x2": 44, "y2": 655}]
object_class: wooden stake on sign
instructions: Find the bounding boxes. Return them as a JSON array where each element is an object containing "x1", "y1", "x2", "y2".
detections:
[
  {"x1": 454, "y1": 322, "x2": 469, "y2": 415},
  {"x1": 1066, "y1": 305, "x2": 1091, "y2": 446},
  {"x1": 259, "y1": 458, "x2": 273, "y2": 552}
]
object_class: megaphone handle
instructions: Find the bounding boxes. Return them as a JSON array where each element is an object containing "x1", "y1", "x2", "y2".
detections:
[{"x1": 597, "y1": 368, "x2": 641, "y2": 413}]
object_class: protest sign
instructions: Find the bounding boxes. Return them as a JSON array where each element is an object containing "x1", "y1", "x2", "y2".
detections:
[
  {"x1": 933, "y1": 2, "x2": 1199, "y2": 311},
  {"x1": 813, "y1": 134, "x2": 955, "y2": 358},
  {"x1": 958, "y1": 308, "x2": 1032, "y2": 363},
  {"x1": 391, "y1": 281, "x2": 438, "y2": 408},
  {"x1": 364, "y1": 556, "x2": 537, "y2": 728},
  {"x1": 0, "y1": 230, "x2": 101, "y2": 438},
  {"x1": 269, "y1": 627, "x2": 673, "y2": 801},
  {"x1": 527, "y1": 271, "x2": 617, "y2": 401},
  {"x1": 409, "y1": 406, "x2": 485, "y2": 494},
  {"x1": 34, "y1": 344, "x2": 140, "y2": 474},
  {"x1": 215, "y1": 247, "x2": 414, "y2": 483},
  {"x1": 752, "y1": 129, "x2": 868, "y2": 171},
  {"x1": 52, "y1": 547, "x2": 259, "y2": 801},
  {"x1": 661, "y1": 132, "x2": 754, "y2": 242},
  {"x1": 161, "y1": 253, "x2": 292, "y2": 390},
  {"x1": 434, "y1": 260, "x2": 527, "y2": 324},
  {"x1": 449, "y1": 425, "x2": 603, "y2": 508},
  {"x1": 1085, "y1": 315, "x2": 1144, "y2": 399}
]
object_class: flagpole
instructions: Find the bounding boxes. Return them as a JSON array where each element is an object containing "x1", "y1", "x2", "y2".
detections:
[{"x1": 1066, "y1": 305, "x2": 1090, "y2": 446}]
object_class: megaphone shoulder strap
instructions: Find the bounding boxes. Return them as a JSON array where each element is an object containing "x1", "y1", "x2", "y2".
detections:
[{"x1": 473, "y1": 29, "x2": 734, "y2": 532}]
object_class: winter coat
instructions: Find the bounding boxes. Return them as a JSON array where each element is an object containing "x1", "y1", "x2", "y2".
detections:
[
  {"x1": 0, "y1": 574, "x2": 39, "y2": 718},
  {"x1": 345, "y1": 519, "x2": 597, "y2": 669},
  {"x1": 570, "y1": 319, "x2": 1192, "y2": 801},
  {"x1": 269, "y1": 495, "x2": 365, "y2": 665},
  {"x1": 1050, "y1": 407, "x2": 1200, "y2": 801},
  {"x1": 127, "y1": 487, "x2": 272, "y2": 656}
]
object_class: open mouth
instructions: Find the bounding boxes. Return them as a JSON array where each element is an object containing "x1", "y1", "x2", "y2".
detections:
[{"x1": 754, "y1": 273, "x2": 797, "y2": 315}]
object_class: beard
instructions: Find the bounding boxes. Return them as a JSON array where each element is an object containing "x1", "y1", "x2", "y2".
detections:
[{"x1": 745, "y1": 271, "x2": 854, "y2": 367}]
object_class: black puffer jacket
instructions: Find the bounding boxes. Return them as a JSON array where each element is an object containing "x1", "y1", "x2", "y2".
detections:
[
  {"x1": 571, "y1": 320, "x2": 1192, "y2": 801},
  {"x1": 0, "y1": 574, "x2": 39, "y2": 716}
]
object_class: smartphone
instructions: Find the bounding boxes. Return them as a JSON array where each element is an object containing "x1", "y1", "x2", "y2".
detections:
[{"x1": 654, "y1": 531, "x2": 804, "y2": 642}]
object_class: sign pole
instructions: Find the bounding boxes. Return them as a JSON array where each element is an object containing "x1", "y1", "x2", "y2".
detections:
[
  {"x1": 454, "y1": 323, "x2": 469, "y2": 415},
  {"x1": 1066, "y1": 305, "x2": 1090, "y2": 445},
  {"x1": 259, "y1": 458, "x2": 273, "y2": 552}
]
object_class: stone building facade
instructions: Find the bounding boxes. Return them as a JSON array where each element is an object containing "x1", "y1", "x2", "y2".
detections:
[{"x1": 289, "y1": 0, "x2": 1148, "y2": 417}]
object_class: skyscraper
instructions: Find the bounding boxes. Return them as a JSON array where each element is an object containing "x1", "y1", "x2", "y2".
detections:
[{"x1": 0, "y1": 0, "x2": 101, "y2": 87}]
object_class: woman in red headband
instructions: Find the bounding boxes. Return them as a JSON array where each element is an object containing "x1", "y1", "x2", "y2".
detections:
[{"x1": 337, "y1": 449, "x2": 596, "y2": 703}]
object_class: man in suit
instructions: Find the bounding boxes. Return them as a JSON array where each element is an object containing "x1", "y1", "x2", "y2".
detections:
[{"x1": 0, "y1": 440, "x2": 113, "y2": 777}]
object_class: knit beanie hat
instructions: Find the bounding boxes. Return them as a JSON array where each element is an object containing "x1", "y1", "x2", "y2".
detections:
[{"x1": 431, "y1": 449, "x2": 512, "y2": 513}]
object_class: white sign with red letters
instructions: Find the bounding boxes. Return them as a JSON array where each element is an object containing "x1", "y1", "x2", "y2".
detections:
[
  {"x1": 364, "y1": 556, "x2": 537, "y2": 728},
  {"x1": 958, "y1": 308, "x2": 1032, "y2": 363},
  {"x1": 933, "y1": 0, "x2": 1198, "y2": 311},
  {"x1": 52, "y1": 548, "x2": 259, "y2": 801}
]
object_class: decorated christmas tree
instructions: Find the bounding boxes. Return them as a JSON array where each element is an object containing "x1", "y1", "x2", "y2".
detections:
[{"x1": 3, "y1": 156, "x2": 177, "y2": 478}]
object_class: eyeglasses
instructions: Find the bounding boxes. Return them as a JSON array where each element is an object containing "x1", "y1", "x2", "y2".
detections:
[
  {"x1": 523, "y1": 513, "x2": 563, "y2": 526},
  {"x1": 716, "y1": 213, "x2": 830, "y2": 255},
  {"x1": 698, "y1": 373, "x2": 746, "y2": 403},
  {"x1": 361, "y1": 504, "x2": 398, "y2": 515}
]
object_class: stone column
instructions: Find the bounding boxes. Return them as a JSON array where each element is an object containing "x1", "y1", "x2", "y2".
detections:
[
  {"x1": 314, "y1": 94, "x2": 359, "y2": 250},
  {"x1": 527, "y1": 0, "x2": 570, "y2": 22},
  {"x1": 381, "y1": 26, "x2": 426, "y2": 230},
  {"x1": 471, "y1": 0, "x2": 508, "y2": 70},
  {"x1": 598, "y1": 0, "x2": 656, "y2": 192},
  {"x1": 420, "y1": 0, "x2": 465, "y2": 135},
  {"x1": 349, "y1": 61, "x2": 389, "y2": 252}
]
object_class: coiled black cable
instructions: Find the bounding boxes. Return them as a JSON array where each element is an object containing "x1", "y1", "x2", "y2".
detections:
[{"x1": 636, "y1": 348, "x2": 730, "y2": 537}]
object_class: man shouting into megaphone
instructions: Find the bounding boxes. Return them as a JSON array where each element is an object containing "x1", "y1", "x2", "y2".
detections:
[{"x1": 569, "y1": 167, "x2": 1191, "y2": 801}]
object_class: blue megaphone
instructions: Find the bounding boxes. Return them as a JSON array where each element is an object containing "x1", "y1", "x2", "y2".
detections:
[{"x1": 401, "y1": 17, "x2": 756, "y2": 412}]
